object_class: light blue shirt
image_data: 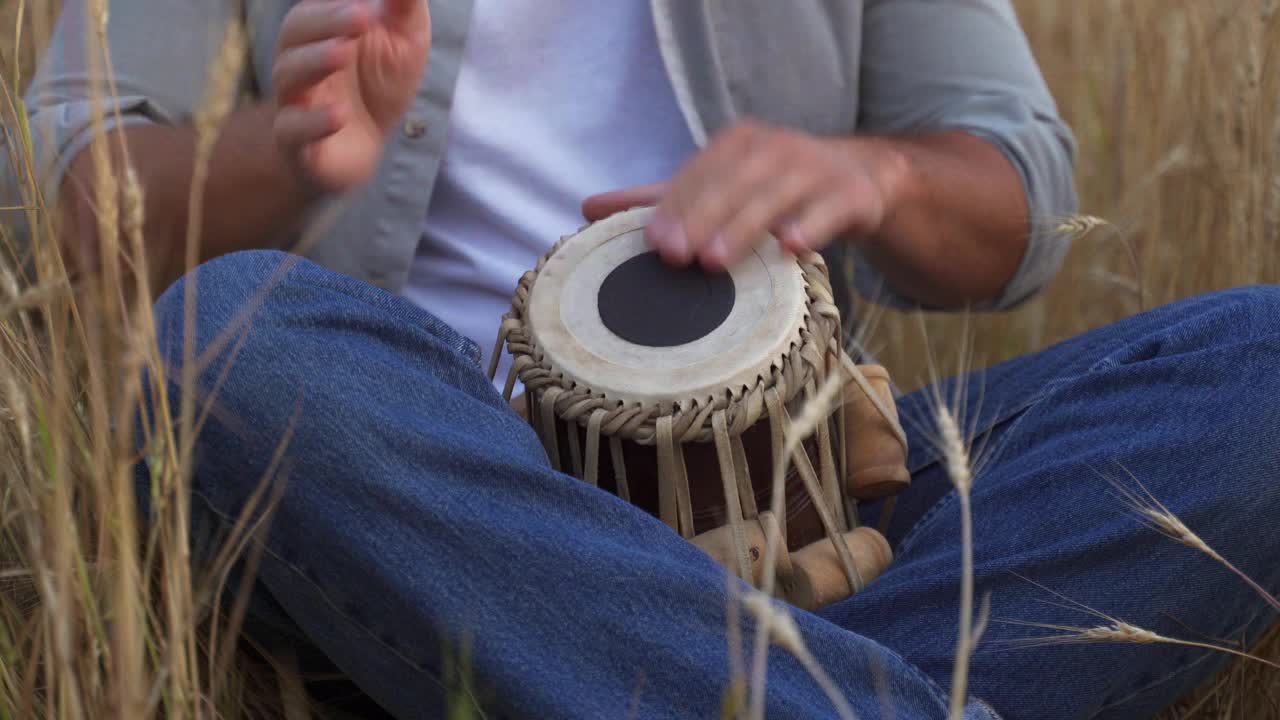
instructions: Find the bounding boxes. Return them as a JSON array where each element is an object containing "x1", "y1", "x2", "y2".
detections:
[{"x1": 5, "y1": 0, "x2": 1078, "y2": 312}]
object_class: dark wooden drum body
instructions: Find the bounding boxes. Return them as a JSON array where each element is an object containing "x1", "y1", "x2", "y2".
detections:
[
  {"x1": 522, "y1": 397, "x2": 832, "y2": 551},
  {"x1": 493, "y1": 207, "x2": 910, "y2": 609}
]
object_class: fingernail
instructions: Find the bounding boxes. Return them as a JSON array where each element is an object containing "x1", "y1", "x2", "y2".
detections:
[
  {"x1": 781, "y1": 221, "x2": 806, "y2": 251},
  {"x1": 667, "y1": 223, "x2": 690, "y2": 259},
  {"x1": 706, "y1": 233, "x2": 729, "y2": 266}
]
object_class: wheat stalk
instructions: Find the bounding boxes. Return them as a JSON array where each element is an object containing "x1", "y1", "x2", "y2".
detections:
[
  {"x1": 905, "y1": 311, "x2": 986, "y2": 720},
  {"x1": 999, "y1": 618, "x2": 1280, "y2": 671},
  {"x1": 743, "y1": 592, "x2": 858, "y2": 720},
  {"x1": 1002, "y1": 573, "x2": 1280, "y2": 675},
  {"x1": 724, "y1": 575, "x2": 748, "y2": 720},
  {"x1": 936, "y1": 404, "x2": 978, "y2": 720},
  {"x1": 748, "y1": 368, "x2": 851, "y2": 720},
  {"x1": 1054, "y1": 214, "x2": 1112, "y2": 238},
  {"x1": 1104, "y1": 466, "x2": 1280, "y2": 613}
]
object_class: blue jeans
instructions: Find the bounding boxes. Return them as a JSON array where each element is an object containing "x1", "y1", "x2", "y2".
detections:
[{"x1": 149, "y1": 251, "x2": 1280, "y2": 720}]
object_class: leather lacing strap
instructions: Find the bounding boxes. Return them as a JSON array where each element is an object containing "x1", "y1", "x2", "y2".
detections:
[
  {"x1": 501, "y1": 354, "x2": 520, "y2": 402},
  {"x1": 758, "y1": 511, "x2": 788, "y2": 585},
  {"x1": 713, "y1": 409, "x2": 753, "y2": 581},
  {"x1": 764, "y1": 388, "x2": 789, "y2": 543},
  {"x1": 487, "y1": 315, "x2": 517, "y2": 381},
  {"x1": 833, "y1": 345, "x2": 858, "y2": 529},
  {"x1": 602, "y1": 404, "x2": 646, "y2": 437},
  {"x1": 567, "y1": 419, "x2": 584, "y2": 478},
  {"x1": 730, "y1": 434, "x2": 758, "y2": 520},
  {"x1": 583, "y1": 409, "x2": 606, "y2": 487},
  {"x1": 767, "y1": 388, "x2": 866, "y2": 595},
  {"x1": 656, "y1": 416, "x2": 695, "y2": 538},
  {"x1": 527, "y1": 395, "x2": 541, "y2": 443},
  {"x1": 609, "y1": 437, "x2": 630, "y2": 502},
  {"x1": 655, "y1": 417, "x2": 677, "y2": 531},
  {"x1": 808, "y1": 375, "x2": 847, "y2": 532},
  {"x1": 840, "y1": 353, "x2": 907, "y2": 451},
  {"x1": 539, "y1": 387, "x2": 564, "y2": 471}
]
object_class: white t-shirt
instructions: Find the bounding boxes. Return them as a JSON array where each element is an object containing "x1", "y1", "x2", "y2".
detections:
[{"x1": 404, "y1": 1, "x2": 699, "y2": 388}]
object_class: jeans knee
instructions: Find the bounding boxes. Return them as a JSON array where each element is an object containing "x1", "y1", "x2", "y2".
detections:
[
  {"x1": 154, "y1": 251, "x2": 295, "y2": 363},
  {"x1": 1208, "y1": 286, "x2": 1280, "y2": 386},
  {"x1": 1208, "y1": 284, "x2": 1280, "y2": 335}
]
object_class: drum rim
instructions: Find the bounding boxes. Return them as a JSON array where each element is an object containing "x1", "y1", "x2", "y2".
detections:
[
  {"x1": 493, "y1": 207, "x2": 845, "y2": 446},
  {"x1": 529, "y1": 207, "x2": 807, "y2": 405}
]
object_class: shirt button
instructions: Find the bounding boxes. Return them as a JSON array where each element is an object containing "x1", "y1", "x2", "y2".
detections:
[{"x1": 403, "y1": 116, "x2": 428, "y2": 139}]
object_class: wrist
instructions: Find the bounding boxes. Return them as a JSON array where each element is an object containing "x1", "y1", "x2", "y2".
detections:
[
  {"x1": 260, "y1": 104, "x2": 331, "y2": 205},
  {"x1": 832, "y1": 135, "x2": 917, "y2": 243}
]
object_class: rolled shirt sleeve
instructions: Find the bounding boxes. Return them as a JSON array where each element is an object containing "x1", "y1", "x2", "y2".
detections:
[
  {"x1": 856, "y1": 0, "x2": 1079, "y2": 310},
  {"x1": 1, "y1": 0, "x2": 244, "y2": 255}
]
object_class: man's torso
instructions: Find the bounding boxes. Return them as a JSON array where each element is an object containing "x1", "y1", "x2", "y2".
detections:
[
  {"x1": 402, "y1": 0, "x2": 702, "y2": 383},
  {"x1": 244, "y1": 0, "x2": 867, "y2": 294}
]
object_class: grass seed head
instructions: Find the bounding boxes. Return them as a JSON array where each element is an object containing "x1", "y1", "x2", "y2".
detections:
[
  {"x1": 1080, "y1": 622, "x2": 1165, "y2": 645},
  {"x1": 935, "y1": 405, "x2": 972, "y2": 494},
  {"x1": 1055, "y1": 214, "x2": 1111, "y2": 238}
]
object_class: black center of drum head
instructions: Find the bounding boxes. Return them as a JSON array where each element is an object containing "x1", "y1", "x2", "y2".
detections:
[{"x1": 597, "y1": 251, "x2": 736, "y2": 348}]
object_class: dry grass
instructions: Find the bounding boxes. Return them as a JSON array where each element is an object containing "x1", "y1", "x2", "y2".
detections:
[
  {"x1": 2, "y1": 0, "x2": 1278, "y2": 718},
  {"x1": 869, "y1": 0, "x2": 1280, "y2": 384},
  {"x1": 869, "y1": 2, "x2": 1280, "y2": 714},
  {"x1": 0, "y1": 4, "x2": 295, "y2": 718}
]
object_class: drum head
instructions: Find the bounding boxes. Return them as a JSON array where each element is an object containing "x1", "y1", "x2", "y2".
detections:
[{"x1": 525, "y1": 207, "x2": 808, "y2": 407}]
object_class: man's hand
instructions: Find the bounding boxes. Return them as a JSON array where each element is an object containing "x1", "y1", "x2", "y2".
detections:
[
  {"x1": 582, "y1": 121, "x2": 908, "y2": 271},
  {"x1": 273, "y1": 0, "x2": 431, "y2": 192}
]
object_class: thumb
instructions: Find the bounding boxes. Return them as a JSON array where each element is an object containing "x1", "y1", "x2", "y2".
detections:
[{"x1": 581, "y1": 182, "x2": 667, "y2": 222}]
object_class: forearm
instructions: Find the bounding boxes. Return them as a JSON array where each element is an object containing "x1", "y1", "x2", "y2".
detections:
[
  {"x1": 849, "y1": 131, "x2": 1031, "y2": 309},
  {"x1": 60, "y1": 103, "x2": 316, "y2": 290}
]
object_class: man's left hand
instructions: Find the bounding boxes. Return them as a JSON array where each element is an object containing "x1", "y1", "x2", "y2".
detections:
[{"x1": 581, "y1": 121, "x2": 906, "y2": 270}]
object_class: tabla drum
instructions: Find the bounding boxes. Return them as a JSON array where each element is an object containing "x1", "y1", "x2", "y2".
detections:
[{"x1": 490, "y1": 207, "x2": 910, "y2": 610}]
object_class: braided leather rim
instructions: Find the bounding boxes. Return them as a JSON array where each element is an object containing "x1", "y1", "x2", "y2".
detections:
[{"x1": 490, "y1": 225, "x2": 847, "y2": 447}]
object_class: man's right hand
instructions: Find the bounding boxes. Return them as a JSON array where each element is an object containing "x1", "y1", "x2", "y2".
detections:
[{"x1": 272, "y1": 0, "x2": 432, "y2": 193}]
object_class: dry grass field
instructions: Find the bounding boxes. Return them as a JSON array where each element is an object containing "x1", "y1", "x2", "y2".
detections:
[
  {"x1": 873, "y1": 1, "x2": 1280, "y2": 382},
  {"x1": 0, "y1": 0, "x2": 1276, "y2": 718}
]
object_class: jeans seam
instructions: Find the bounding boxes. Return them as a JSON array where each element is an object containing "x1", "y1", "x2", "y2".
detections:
[
  {"x1": 190, "y1": 489, "x2": 449, "y2": 696},
  {"x1": 897, "y1": 390, "x2": 1045, "y2": 556},
  {"x1": 906, "y1": 388, "x2": 1050, "y2": 476},
  {"x1": 896, "y1": 487, "x2": 959, "y2": 558},
  {"x1": 849, "y1": 630, "x2": 958, "y2": 716}
]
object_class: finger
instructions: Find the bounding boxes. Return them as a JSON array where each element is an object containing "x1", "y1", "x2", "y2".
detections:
[
  {"x1": 382, "y1": 0, "x2": 430, "y2": 40},
  {"x1": 582, "y1": 183, "x2": 667, "y2": 222},
  {"x1": 273, "y1": 39, "x2": 357, "y2": 104},
  {"x1": 775, "y1": 221, "x2": 808, "y2": 255},
  {"x1": 278, "y1": 1, "x2": 370, "y2": 49},
  {"x1": 684, "y1": 151, "x2": 777, "y2": 261},
  {"x1": 582, "y1": 188, "x2": 654, "y2": 222},
  {"x1": 644, "y1": 206, "x2": 693, "y2": 266},
  {"x1": 705, "y1": 169, "x2": 823, "y2": 269},
  {"x1": 651, "y1": 123, "x2": 763, "y2": 264},
  {"x1": 680, "y1": 148, "x2": 796, "y2": 270},
  {"x1": 275, "y1": 103, "x2": 346, "y2": 153}
]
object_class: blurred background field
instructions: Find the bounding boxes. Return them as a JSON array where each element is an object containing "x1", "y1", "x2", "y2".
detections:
[
  {"x1": 2, "y1": 0, "x2": 1278, "y2": 718},
  {"x1": 871, "y1": 0, "x2": 1280, "y2": 388}
]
